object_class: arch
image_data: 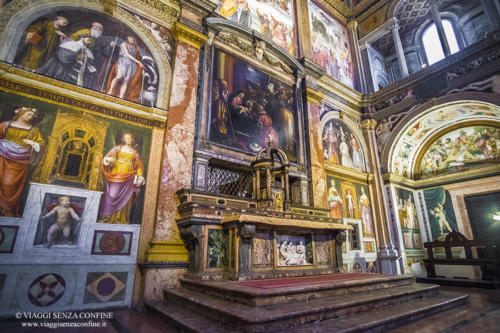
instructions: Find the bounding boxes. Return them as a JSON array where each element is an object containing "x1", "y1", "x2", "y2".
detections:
[
  {"x1": 384, "y1": 94, "x2": 500, "y2": 179},
  {"x1": 0, "y1": 0, "x2": 172, "y2": 109},
  {"x1": 319, "y1": 107, "x2": 371, "y2": 173},
  {"x1": 415, "y1": 13, "x2": 461, "y2": 65},
  {"x1": 387, "y1": 0, "x2": 405, "y2": 21}
]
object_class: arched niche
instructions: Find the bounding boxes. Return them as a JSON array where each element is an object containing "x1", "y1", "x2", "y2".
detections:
[
  {"x1": 386, "y1": 98, "x2": 500, "y2": 179},
  {"x1": 0, "y1": 0, "x2": 172, "y2": 109},
  {"x1": 319, "y1": 106, "x2": 370, "y2": 173}
]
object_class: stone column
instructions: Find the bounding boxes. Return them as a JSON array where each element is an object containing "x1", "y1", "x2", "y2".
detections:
[
  {"x1": 348, "y1": 19, "x2": 368, "y2": 93},
  {"x1": 305, "y1": 88, "x2": 328, "y2": 209},
  {"x1": 145, "y1": 22, "x2": 208, "y2": 265},
  {"x1": 390, "y1": 18, "x2": 409, "y2": 78},
  {"x1": 295, "y1": 0, "x2": 313, "y2": 59},
  {"x1": 430, "y1": 0, "x2": 451, "y2": 56},
  {"x1": 481, "y1": 0, "x2": 500, "y2": 31},
  {"x1": 362, "y1": 119, "x2": 399, "y2": 274}
]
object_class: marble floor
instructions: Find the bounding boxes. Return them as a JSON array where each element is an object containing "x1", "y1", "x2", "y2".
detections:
[{"x1": 1, "y1": 285, "x2": 499, "y2": 332}]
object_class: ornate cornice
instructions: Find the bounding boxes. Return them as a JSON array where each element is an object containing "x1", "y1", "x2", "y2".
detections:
[
  {"x1": 172, "y1": 21, "x2": 208, "y2": 49},
  {"x1": 306, "y1": 88, "x2": 324, "y2": 104},
  {"x1": 0, "y1": 64, "x2": 167, "y2": 128},
  {"x1": 362, "y1": 119, "x2": 377, "y2": 130},
  {"x1": 118, "y1": 0, "x2": 180, "y2": 29}
]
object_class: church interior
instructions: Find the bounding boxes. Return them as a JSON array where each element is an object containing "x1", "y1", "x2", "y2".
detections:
[{"x1": 0, "y1": 0, "x2": 499, "y2": 331}]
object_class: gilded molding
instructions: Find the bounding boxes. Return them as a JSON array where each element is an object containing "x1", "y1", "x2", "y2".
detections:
[
  {"x1": 145, "y1": 240, "x2": 188, "y2": 262},
  {"x1": 324, "y1": 164, "x2": 373, "y2": 184},
  {"x1": 383, "y1": 164, "x2": 500, "y2": 189},
  {"x1": 362, "y1": 119, "x2": 377, "y2": 130},
  {"x1": 306, "y1": 88, "x2": 324, "y2": 104},
  {"x1": 0, "y1": 70, "x2": 167, "y2": 128},
  {"x1": 172, "y1": 21, "x2": 208, "y2": 49}
]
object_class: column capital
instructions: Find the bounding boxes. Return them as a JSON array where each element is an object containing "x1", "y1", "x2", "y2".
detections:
[
  {"x1": 172, "y1": 22, "x2": 208, "y2": 49},
  {"x1": 306, "y1": 88, "x2": 324, "y2": 105},
  {"x1": 362, "y1": 118, "x2": 377, "y2": 131}
]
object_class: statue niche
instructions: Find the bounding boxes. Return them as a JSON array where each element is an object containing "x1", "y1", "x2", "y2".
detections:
[{"x1": 34, "y1": 112, "x2": 108, "y2": 190}]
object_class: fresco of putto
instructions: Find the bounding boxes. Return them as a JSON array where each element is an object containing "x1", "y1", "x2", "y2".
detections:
[{"x1": 13, "y1": 10, "x2": 160, "y2": 107}]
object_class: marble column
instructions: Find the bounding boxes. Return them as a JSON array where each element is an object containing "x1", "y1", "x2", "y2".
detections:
[
  {"x1": 305, "y1": 88, "x2": 328, "y2": 209},
  {"x1": 390, "y1": 18, "x2": 409, "y2": 78},
  {"x1": 145, "y1": 22, "x2": 208, "y2": 264},
  {"x1": 295, "y1": 0, "x2": 313, "y2": 59},
  {"x1": 362, "y1": 119, "x2": 399, "y2": 274},
  {"x1": 430, "y1": 0, "x2": 451, "y2": 56},
  {"x1": 480, "y1": 0, "x2": 500, "y2": 31},
  {"x1": 348, "y1": 19, "x2": 368, "y2": 93}
]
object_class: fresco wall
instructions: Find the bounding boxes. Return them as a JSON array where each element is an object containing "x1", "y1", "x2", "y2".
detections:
[
  {"x1": 321, "y1": 118, "x2": 365, "y2": 172},
  {"x1": 209, "y1": 49, "x2": 298, "y2": 161},
  {"x1": 308, "y1": 1, "x2": 354, "y2": 88},
  {"x1": 418, "y1": 125, "x2": 500, "y2": 179},
  {"x1": 216, "y1": 0, "x2": 295, "y2": 54},
  {"x1": 0, "y1": 92, "x2": 152, "y2": 223},
  {"x1": 326, "y1": 174, "x2": 376, "y2": 273},
  {"x1": 0, "y1": 1, "x2": 174, "y2": 315},
  {"x1": 5, "y1": 8, "x2": 171, "y2": 107}
]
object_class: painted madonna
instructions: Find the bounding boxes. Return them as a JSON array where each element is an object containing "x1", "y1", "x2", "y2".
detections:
[
  {"x1": 0, "y1": 107, "x2": 44, "y2": 217},
  {"x1": 99, "y1": 133, "x2": 145, "y2": 224},
  {"x1": 11, "y1": 9, "x2": 160, "y2": 106}
]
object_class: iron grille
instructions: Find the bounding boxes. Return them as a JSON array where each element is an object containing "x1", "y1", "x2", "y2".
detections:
[{"x1": 207, "y1": 163, "x2": 253, "y2": 198}]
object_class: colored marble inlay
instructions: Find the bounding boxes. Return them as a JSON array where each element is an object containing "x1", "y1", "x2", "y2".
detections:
[
  {"x1": 91, "y1": 231, "x2": 132, "y2": 255},
  {"x1": 28, "y1": 273, "x2": 66, "y2": 307},
  {"x1": 84, "y1": 272, "x2": 127, "y2": 303},
  {"x1": 0, "y1": 226, "x2": 19, "y2": 253},
  {"x1": 207, "y1": 229, "x2": 228, "y2": 268}
]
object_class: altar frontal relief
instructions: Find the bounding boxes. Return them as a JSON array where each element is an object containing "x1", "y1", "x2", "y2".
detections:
[
  {"x1": 210, "y1": 49, "x2": 298, "y2": 161},
  {"x1": 216, "y1": 0, "x2": 295, "y2": 54},
  {"x1": 419, "y1": 125, "x2": 500, "y2": 178},
  {"x1": 10, "y1": 9, "x2": 160, "y2": 106},
  {"x1": 308, "y1": 1, "x2": 353, "y2": 88},
  {"x1": 0, "y1": 91, "x2": 151, "y2": 224}
]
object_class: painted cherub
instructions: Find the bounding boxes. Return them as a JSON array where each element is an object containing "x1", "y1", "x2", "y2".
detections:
[
  {"x1": 430, "y1": 203, "x2": 453, "y2": 237},
  {"x1": 41, "y1": 196, "x2": 82, "y2": 247}
]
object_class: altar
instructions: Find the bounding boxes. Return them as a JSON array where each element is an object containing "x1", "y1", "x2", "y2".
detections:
[{"x1": 177, "y1": 145, "x2": 351, "y2": 280}]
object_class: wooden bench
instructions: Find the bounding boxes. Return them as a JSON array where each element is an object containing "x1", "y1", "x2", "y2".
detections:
[{"x1": 421, "y1": 231, "x2": 500, "y2": 288}]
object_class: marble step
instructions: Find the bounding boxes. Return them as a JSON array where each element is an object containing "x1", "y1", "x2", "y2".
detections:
[
  {"x1": 179, "y1": 274, "x2": 415, "y2": 306},
  {"x1": 153, "y1": 283, "x2": 442, "y2": 333},
  {"x1": 284, "y1": 290, "x2": 469, "y2": 333},
  {"x1": 146, "y1": 300, "x2": 234, "y2": 333}
]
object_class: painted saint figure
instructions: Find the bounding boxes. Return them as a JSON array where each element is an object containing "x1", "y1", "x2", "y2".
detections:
[
  {"x1": 38, "y1": 34, "x2": 94, "y2": 85},
  {"x1": 41, "y1": 195, "x2": 81, "y2": 247},
  {"x1": 105, "y1": 36, "x2": 144, "y2": 102},
  {"x1": 350, "y1": 133, "x2": 363, "y2": 170},
  {"x1": 15, "y1": 16, "x2": 69, "y2": 71},
  {"x1": 345, "y1": 189, "x2": 354, "y2": 218},
  {"x1": 99, "y1": 133, "x2": 145, "y2": 224},
  {"x1": 322, "y1": 123, "x2": 339, "y2": 164},
  {"x1": 339, "y1": 134, "x2": 354, "y2": 169},
  {"x1": 0, "y1": 107, "x2": 44, "y2": 217},
  {"x1": 327, "y1": 180, "x2": 343, "y2": 219},
  {"x1": 359, "y1": 187, "x2": 374, "y2": 237}
]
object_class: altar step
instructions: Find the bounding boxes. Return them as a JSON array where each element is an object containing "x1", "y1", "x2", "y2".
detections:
[{"x1": 146, "y1": 274, "x2": 468, "y2": 333}]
